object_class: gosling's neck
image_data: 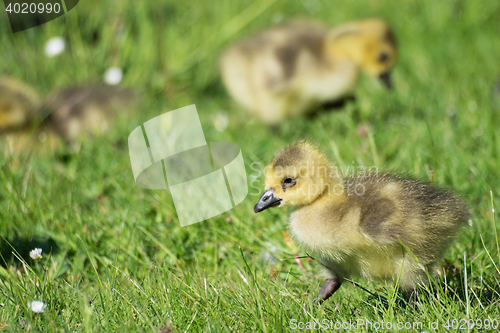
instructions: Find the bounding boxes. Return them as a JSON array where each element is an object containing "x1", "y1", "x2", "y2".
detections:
[
  {"x1": 298, "y1": 176, "x2": 346, "y2": 210},
  {"x1": 289, "y1": 177, "x2": 359, "y2": 255},
  {"x1": 324, "y1": 36, "x2": 365, "y2": 68}
]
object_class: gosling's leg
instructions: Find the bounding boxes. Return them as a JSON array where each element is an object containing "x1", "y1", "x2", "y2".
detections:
[
  {"x1": 313, "y1": 278, "x2": 342, "y2": 304},
  {"x1": 404, "y1": 288, "x2": 419, "y2": 308}
]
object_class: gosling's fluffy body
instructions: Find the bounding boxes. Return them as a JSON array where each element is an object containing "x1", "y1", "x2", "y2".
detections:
[
  {"x1": 0, "y1": 76, "x2": 42, "y2": 132},
  {"x1": 290, "y1": 173, "x2": 468, "y2": 290},
  {"x1": 220, "y1": 19, "x2": 397, "y2": 125},
  {"x1": 45, "y1": 85, "x2": 136, "y2": 142},
  {"x1": 0, "y1": 76, "x2": 53, "y2": 154},
  {"x1": 260, "y1": 142, "x2": 468, "y2": 295}
]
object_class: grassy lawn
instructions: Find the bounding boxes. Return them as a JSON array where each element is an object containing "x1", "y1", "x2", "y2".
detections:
[{"x1": 1, "y1": 0, "x2": 500, "y2": 331}]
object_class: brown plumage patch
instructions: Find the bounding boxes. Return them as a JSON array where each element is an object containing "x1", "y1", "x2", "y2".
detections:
[
  {"x1": 233, "y1": 21, "x2": 326, "y2": 81},
  {"x1": 342, "y1": 175, "x2": 401, "y2": 241},
  {"x1": 275, "y1": 45, "x2": 300, "y2": 79},
  {"x1": 274, "y1": 26, "x2": 325, "y2": 79},
  {"x1": 360, "y1": 196, "x2": 397, "y2": 238},
  {"x1": 342, "y1": 173, "x2": 468, "y2": 246},
  {"x1": 272, "y1": 144, "x2": 306, "y2": 168}
]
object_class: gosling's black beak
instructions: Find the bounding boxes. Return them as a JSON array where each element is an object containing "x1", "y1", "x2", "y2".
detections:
[
  {"x1": 254, "y1": 189, "x2": 282, "y2": 213},
  {"x1": 379, "y1": 72, "x2": 392, "y2": 89}
]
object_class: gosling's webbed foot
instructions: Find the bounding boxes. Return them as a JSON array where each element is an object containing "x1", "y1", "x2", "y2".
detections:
[{"x1": 313, "y1": 278, "x2": 342, "y2": 304}]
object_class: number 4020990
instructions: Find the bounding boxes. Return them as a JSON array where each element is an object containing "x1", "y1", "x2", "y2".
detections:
[
  {"x1": 5, "y1": 2, "x2": 61, "y2": 14},
  {"x1": 443, "y1": 319, "x2": 499, "y2": 330}
]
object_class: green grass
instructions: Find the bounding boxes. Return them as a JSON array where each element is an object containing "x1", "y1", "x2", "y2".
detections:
[{"x1": 1, "y1": 0, "x2": 500, "y2": 331}]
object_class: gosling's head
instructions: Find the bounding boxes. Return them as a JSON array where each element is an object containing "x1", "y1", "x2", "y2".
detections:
[
  {"x1": 325, "y1": 18, "x2": 397, "y2": 88},
  {"x1": 0, "y1": 77, "x2": 41, "y2": 131},
  {"x1": 254, "y1": 142, "x2": 343, "y2": 213}
]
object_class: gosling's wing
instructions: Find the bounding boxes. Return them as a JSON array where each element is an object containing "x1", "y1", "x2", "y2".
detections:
[
  {"x1": 347, "y1": 175, "x2": 408, "y2": 245},
  {"x1": 221, "y1": 21, "x2": 327, "y2": 92},
  {"x1": 266, "y1": 22, "x2": 327, "y2": 86},
  {"x1": 353, "y1": 174, "x2": 468, "y2": 248}
]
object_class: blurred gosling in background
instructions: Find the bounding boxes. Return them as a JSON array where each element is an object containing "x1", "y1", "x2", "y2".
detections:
[
  {"x1": 0, "y1": 76, "x2": 56, "y2": 154},
  {"x1": 220, "y1": 18, "x2": 397, "y2": 126},
  {"x1": 0, "y1": 76, "x2": 42, "y2": 132},
  {"x1": 44, "y1": 85, "x2": 136, "y2": 144},
  {"x1": 0, "y1": 77, "x2": 137, "y2": 154}
]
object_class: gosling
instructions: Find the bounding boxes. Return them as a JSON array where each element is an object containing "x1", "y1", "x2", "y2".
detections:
[
  {"x1": 44, "y1": 85, "x2": 136, "y2": 143},
  {"x1": 220, "y1": 18, "x2": 397, "y2": 126},
  {"x1": 0, "y1": 76, "x2": 42, "y2": 132},
  {"x1": 254, "y1": 142, "x2": 468, "y2": 302},
  {"x1": 1, "y1": 82, "x2": 136, "y2": 154},
  {"x1": 0, "y1": 76, "x2": 54, "y2": 154}
]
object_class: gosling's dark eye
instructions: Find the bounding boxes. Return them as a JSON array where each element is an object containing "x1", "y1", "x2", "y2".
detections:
[
  {"x1": 281, "y1": 177, "x2": 296, "y2": 191},
  {"x1": 378, "y1": 52, "x2": 389, "y2": 63}
]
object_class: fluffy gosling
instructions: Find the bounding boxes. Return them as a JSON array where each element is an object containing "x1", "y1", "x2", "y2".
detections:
[
  {"x1": 220, "y1": 18, "x2": 397, "y2": 126},
  {"x1": 254, "y1": 142, "x2": 468, "y2": 302},
  {"x1": 0, "y1": 76, "x2": 42, "y2": 132},
  {"x1": 44, "y1": 85, "x2": 136, "y2": 143},
  {"x1": 1, "y1": 83, "x2": 136, "y2": 154},
  {"x1": 0, "y1": 76, "x2": 55, "y2": 154}
]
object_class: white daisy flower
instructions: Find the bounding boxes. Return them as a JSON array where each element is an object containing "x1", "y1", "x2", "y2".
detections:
[
  {"x1": 28, "y1": 300, "x2": 46, "y2": 313},
  {"x1": 45, "y1": 37, "x2": 65, "y2": 58},
  {"x1": 212, "y1": 111, "x2": 229, "y2": 132},
  {"x1": 29, "y1": 248, "x2": 42, "y2": 260},
  {"x1": 104, "y1": 67, "x2": 123, "y2": 85}
]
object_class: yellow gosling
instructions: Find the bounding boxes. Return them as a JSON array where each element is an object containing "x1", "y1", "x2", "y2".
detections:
[
  {"x1": 220, "y1": 18, "x2": 397, "y2": 126},
  {"x1": 254, "y1": 141, "x2": 468, "y2": 302}
]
